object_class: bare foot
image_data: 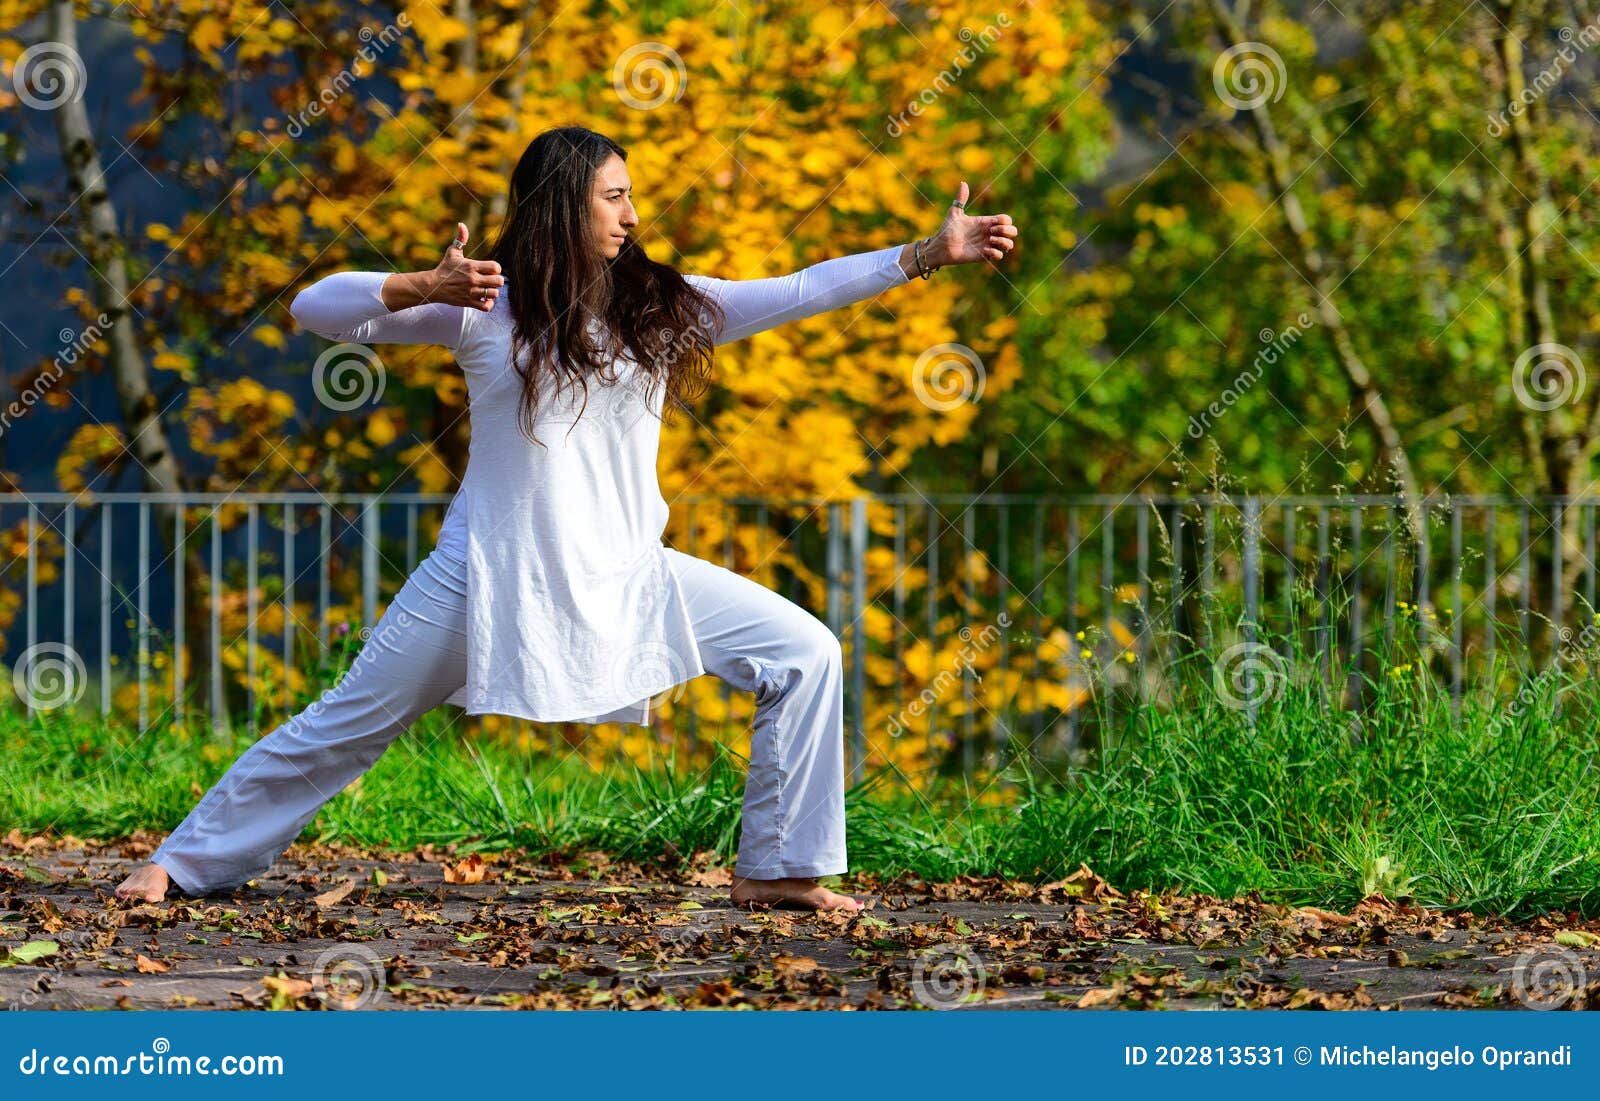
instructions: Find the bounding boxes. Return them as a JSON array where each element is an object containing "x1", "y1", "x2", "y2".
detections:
[
  {"x1": 114, "y1": 861, "x2": 172, "y2": 903},
  {"x1": 729, "y1": 874, "x2": 863, "y2": 912}
]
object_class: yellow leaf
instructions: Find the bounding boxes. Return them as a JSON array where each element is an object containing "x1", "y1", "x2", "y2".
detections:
[
  {"x1": 365, "y1": 413, "x2": 396, "y2": 447},
  {"x1": 191, "y1": 16, "x2": 225, "y2": 55},
  {"x1": 252, "y1": 324, "x2": 286, "y2": 349}
]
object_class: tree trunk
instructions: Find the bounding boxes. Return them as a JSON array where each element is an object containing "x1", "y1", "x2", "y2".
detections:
[{"x1": 46, "y1": 0, "x2": 216, "y2": 728}]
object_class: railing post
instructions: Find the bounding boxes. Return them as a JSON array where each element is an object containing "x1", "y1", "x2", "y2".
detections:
[
  {"x1": 362, "y1": 496, "x2": 379, "y2": 633},
  {"x1": 1243, "y1": 495, "x2": 1260, "y2": 723},
  {"x1": 25, "y1": 502, "x2": 36, "y2": 720},
  {"x1": 210, "y1": 505, "x2": 224, "y2": 734},
  {"x1": 849, "y1": 497, "x2": 867, "y2": 785}
]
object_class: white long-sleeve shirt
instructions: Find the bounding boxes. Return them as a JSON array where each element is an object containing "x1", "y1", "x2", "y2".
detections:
[{"x1": 289, "y1": 244, "x2": 911, "y2": 724}]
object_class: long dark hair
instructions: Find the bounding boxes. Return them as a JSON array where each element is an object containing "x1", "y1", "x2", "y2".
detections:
[{"x1": 484, "y1": 126, "x2": 726, "y2": 448}]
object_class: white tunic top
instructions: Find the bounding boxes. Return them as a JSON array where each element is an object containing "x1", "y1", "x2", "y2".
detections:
[{"x1": 289, "y1": 244, "x2": 911, "y2": 724}]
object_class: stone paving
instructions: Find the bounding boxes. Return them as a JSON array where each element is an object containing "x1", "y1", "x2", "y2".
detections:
[{"x1": 4, "y1": 830, "x2": 1600, "y2": 1010}]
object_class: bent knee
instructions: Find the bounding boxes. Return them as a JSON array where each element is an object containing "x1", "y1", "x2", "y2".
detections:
[{"x1": 789, "y1": 618, "x2": 843, "y2": 675}]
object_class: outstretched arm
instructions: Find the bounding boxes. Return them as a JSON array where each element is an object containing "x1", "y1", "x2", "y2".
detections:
[
  {"x1": 685, "y1": 245, "x2": 911, "y2": 346},
  {"x1": 290, "y1": 271, "x2": 469, "y2": 348},
  {"x1": 288, "y1": 221, "x2": 505, "y2": 351},
  {"x1": 685, "y1": 181, "x2": 1018, "y2": 346}
]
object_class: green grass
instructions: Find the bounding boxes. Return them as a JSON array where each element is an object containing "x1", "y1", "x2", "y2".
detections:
[{"x1": 5, "y1": 606, "x2": 1600, "y2": 919}]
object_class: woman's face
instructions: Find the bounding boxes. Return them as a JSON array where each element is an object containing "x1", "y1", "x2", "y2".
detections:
[{"x1": 591, "y1": 153, "x2": 638, "y2": 260}]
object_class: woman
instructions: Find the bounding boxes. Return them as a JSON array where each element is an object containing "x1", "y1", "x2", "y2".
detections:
[{"x1": 115, "y1": 125, "x2": 1018, "y2": 911}]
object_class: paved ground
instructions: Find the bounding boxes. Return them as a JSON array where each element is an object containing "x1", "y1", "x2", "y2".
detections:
[{"x1": 4, "y1": 828, "x2": 1600, "y2": 1010}]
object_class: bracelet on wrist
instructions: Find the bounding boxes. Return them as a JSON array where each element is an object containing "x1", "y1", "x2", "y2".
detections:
[{"x1": 915, "y1": 237, "x2": 942, "y2": 279}]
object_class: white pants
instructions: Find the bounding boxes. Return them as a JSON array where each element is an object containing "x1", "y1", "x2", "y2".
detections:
[{"x1": 151, "y1": 546, "x2": 848, "y2": 894}]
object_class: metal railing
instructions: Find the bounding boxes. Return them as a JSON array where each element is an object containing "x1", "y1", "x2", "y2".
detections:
[{"x1": 0, "y1": 491, "x2": 1593, "y2": 777}]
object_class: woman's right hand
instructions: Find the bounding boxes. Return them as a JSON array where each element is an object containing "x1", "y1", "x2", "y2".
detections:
[
  {"x1": 380, "y1": 222, "x2": 504, "y2": 313},
  {"x1": 430, "y1": 222, "x2": 504, "y2": 312}
]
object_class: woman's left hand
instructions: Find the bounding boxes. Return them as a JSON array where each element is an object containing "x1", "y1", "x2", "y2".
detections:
[{"x1": 932, "y1": 181, "x2": 1018, "y2": 266}]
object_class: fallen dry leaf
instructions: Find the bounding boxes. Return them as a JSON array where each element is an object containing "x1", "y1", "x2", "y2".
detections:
[
  {"x1": 313, "y1": 878, "x2": 358, "y2": 909},
  {"x1": 686, "y1": 865, "x2": 732, "y2": 887},
  {"x1": 443, "y1": 853, "x2": 490, "y2": 884}
]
